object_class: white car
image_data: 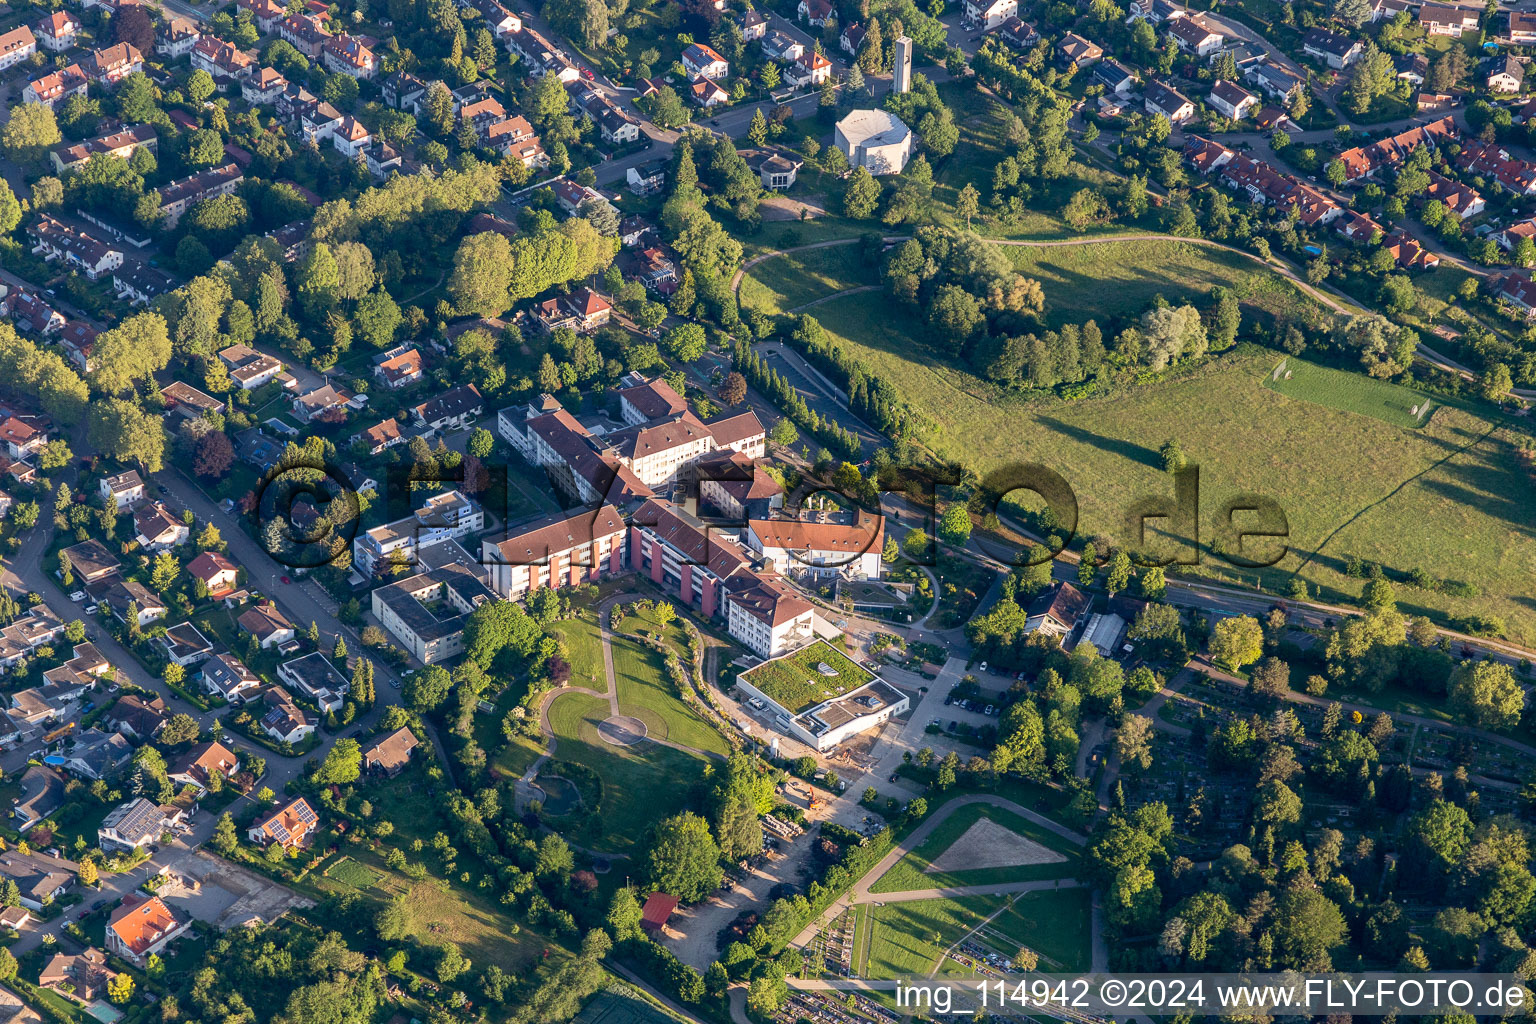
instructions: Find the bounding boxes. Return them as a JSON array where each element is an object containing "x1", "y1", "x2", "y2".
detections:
[
  {"x1": 83, "y1": 604, "x2": 98, "y2": 614},
  {"x1": 69, "y1": 591, "x2": 85, "y2": 603}
]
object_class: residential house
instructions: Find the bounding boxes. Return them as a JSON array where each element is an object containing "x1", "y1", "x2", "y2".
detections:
[
  {"x1": 277, "y1": 652, "x2": 349, "y2": 712},
  {"x1": 681, "y1": 42, "x2": 729, "y2": 81},
  {"x1": 787, "y1": 49, "x2": 832, "y2": 86},
  {"x1": 1092, "y1": 59, "x2": 1136, "y2": 97},
  {"x1": 332, "y1": 116, "x2": 371, "y2": 158},
  {"x1": 762, "y1": 30, "x2": 804, "y2": 62},
  {"x1": 279, "y1": 13, "x2": 331, "y2": 57},
  {"x1": 1396, "y1": 52, "x2": 1428, "y2": 85},
  {"x1": 627, "y1": 161, "x2": 667, "y2": 196},
  {"x1": 1512, "y1": 10, "x2": 1536, "y2": 45},
  {"x1": 99, "y1": 470, "x2": 144, "y2": 511},
  {"x1": 23, "y1": 64, "x2": 89, "y2": 109},
  {"x1": 1245, "y1": 60, "x2": 1304, "y2": 102},
  {"x1": 1145, "y1": 79, "x2": 1196, "y2": 123},
  {"x1": 61, "y1": 538, "x2": 121, "y2": 581},
  {"x1": 113, "y1": 263, "x2": 178, "y2": 306},
  {"x1": 160, "y1": 380, "x2": 225, "y2": 419},
  {"x1": 50, "y1": 123, "x2": 157, "y2": 174},
  {"x1": 61, "y1": 729, "x2": 133, "y2": 780},
  {"x1": 247, "y1": 796, "x2": 318, "y2": 849},
  {"x1": 1425, "y1": 169, "x2": 1485, "y2": 219},
  {"x1": 1058, "y1": 33, "x2": 1103, "y2": 67},
  {"x1": 1168, "y1": 17, "x2": 1223, "y2": 57},
  {"x1": 38, "y1": 949, "x2": 113, "y2": 1000},
  {"x1": 238, "y1": 0, "x2": 287, "y2": 32},
  {"x1": 413, "y1": 383, "x2": 484, "y2": 432},
  {"x1": 999, "y1": 16, "x2": 1038, "y2": 49},
  {"x1": 57, "y1": 322, "x2": 97, "y2": 372},
  {"x1": 107, "y1": 894, "x2": 191, "y2": 965},
  {"x1": 798, "y1": 0, "x2": 833, "y2": 26},
  {"x1": 1023, "y1": 580, "x2": 1093, "y2": 640},
  {"x1": 87, "y1": 576, "x2": 167, "y2": 626},
  {"x1": 108, "y1": 693, "x2": 168, "y2": 741},
  {"x1": 200, "y1": 652, "x2": 261, "y2": 702},
  {"x1": 260, "y1": 687, "x2": 317, "y2": 743},
  {"x1": 243, "y1": 66, "x2": 288, "y2": 104},
  {"x1": 352, "y1": 418, "x2": 403, "y2": 455},
  {"x1": 7, "y1": 288, "x2": 66, "y2": 335},
  {"x1": 0, "y1": 415, "x2": 46, "y2": 461},
  {"x1": 191, "y1": 37, "x2": 254, "y2": 82},
  {"x1": 219, "y1": 343, "x2": 286, "y2": 390},
  {"x1": 156, "y1": 18, "x2": 200, "y2": 57},
  {"x1": 85, "y1": 42, "x2": 142, "y2": 84},
  {"x1": 0, "y1": 27, "x2": 37, "y2": 72},
  {"x1": 238, "y1": 602, "x2": 296, "y2": 649},
  {"x1": 1486, "y1": 55, "x2": 1524, "y2": 93},
  {"x1": 168, "y1": 741, "x2": 239, "y2": 793},
  {"x1": 363, "y1": 727, "x2": 418, "y2": 776},
  {"x1": 839, "y1": 22, "x2": 865, "y2": 55},
  {"x1": 34, "y1": 12, "x2": 80, "y2": 52},
  {"x1": 98, "y1": 798, "x2": 171, "y2": 852},
  {"x1": 157, "y1": 164, "x2": 243, "y2": 229},
  {"x1": 1208, "y1": 79, "x2": 1259, "y2": 120},
  {"x1": 133, "y1": 501, "x2": 189, "y2": 550},
  {"x1": 1496, "y1": 217, "x2": 1536, "y2": 251},
  {"x1": 690, "y1": 77, "x2": 729, "y2": 108},
  {"x1": 742, "y1": 10, "x2": 768, "y2": 41},
  {"x1": 373, "y1": 346, "x2": 424, "y2": 389},
  {"x1": 1420, "y1": 2, "x2": 1479, "y2": 36},
  {"x1": 322, "y1": 35, "x2": 376, "y2": 78},
  {"x1": 366, "y1": 142, "x2": 402, "y2": 177},
  {"x1": 1302, "y1": 27, "x2": 1363, "y2": 69},
  {"x1": 159, "y1": 621, "x2": 216, "y2": 666},
  {"x1": 963, "y1": 0, "x2": 1017, "y2": 31},
  {"x1": 292, "y1": 382, "x2": 357, "y2": 423},
  {"x1": 1496, "y1": 271, "x2": 1536, "y2": 314}
]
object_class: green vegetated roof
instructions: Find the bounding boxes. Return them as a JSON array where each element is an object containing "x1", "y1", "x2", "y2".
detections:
[{"x1": 740, "y1": 639, "x2": 875, "y2": 714}]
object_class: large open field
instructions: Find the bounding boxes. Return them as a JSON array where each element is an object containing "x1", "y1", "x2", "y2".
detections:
[
  {"x1": 981, "y1": 888, "x2": 1093, "y2": 971},
  {"x1": 997, "y1": 239, "x2": 1326, "y2": 328},
  {"x1": 869, "y1": 804, "x2": 1081, "y2": 894},
  {"x1": 764, "y1": 278, "x2": 1536, "y2": 639},
  {"x1": 545, "y1": 691, "x2": 709, "y2": 852}
]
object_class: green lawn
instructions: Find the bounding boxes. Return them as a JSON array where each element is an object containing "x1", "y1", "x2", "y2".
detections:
[
  {"x1": 980, "y1": 888, "x2": 1093, "y2": 971},
  {"x1": 803, "y1": 286, "x2": 1536, "y2": 641},
  {"x1": 323, "y1": 856, "x2": 382, "y2": 890},
  {"x1": 864, "y1": 895, "x2": 998, "y2": 978},
  {"x1": 869, "y1": 804, "x2": 1081, "y2": 894},
  {"x1": 738, "y1": 243, "x2": 880, "y2": 315},
  {"x1": 545, "y1": 691, "x2": 710, "y2": 852},
  {"x1": 610, "y1": 634, "x2": 730, "y2": 756},
  {"x1": 552, "y1": 613, "x2": 607, "y2": 692},
  {"x1": 1261, "y1": 354, "x2": 1437, "y2": 428}
]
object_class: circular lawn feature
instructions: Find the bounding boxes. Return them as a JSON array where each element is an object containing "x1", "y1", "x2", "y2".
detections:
[
  {"x1": 531, "y1": 774, "x2": 582, "y2": 815},
  {"x1": 597, "y1": 715, "x2": 648, "y2": 747}
]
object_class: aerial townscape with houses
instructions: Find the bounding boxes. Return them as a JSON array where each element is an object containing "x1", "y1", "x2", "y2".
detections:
[{"x1": 0, "y1": 0, "x2": 1531, "y2": 1021}]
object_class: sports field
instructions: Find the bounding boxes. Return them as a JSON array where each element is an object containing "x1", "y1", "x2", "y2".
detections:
[
  {"x1": 1261, "y1": 355, "x2": 1435, "y2": 428},
  {"x1": 870, "y1": 804, "x2": 1080, "y2": 894},
  {"x1": 546, "y1": 691, "x2": 710, "y2": 851},
  {"x1": 764, "y1": 287, "x2": 1536, "y2": 641}
]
